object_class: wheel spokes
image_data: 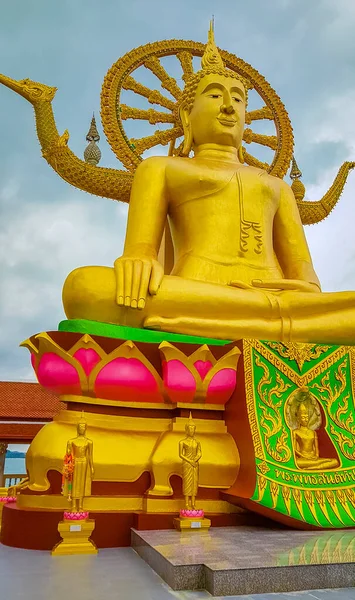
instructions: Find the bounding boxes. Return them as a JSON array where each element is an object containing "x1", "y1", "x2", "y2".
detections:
[
  {"x1": 245, "y1": 106, "x2": 273, "y2": 124},
  {"x1": 243, "y1": 150, "x2": 269, "y2": 171},
  {"x1": 130, "y1": 126, "x2": 183, "y2": 154},
  {"x1": 243, "y1": 128, "x2": 278, "y2": 151},
  {"x1": 119, "y1": 105, "x2": 175, "y2": 125},
  {"x1": 143, "y1": 57, "x2": 182, "y2": 100},
  {"x1": 177, "y1": 51, "x2": 194, "y2": 82},
  {"x1": 122, "y1": 76, "x2": 175, "y2": 111}
]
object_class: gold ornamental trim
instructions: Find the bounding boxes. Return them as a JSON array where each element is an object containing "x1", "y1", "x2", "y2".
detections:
[{"x1": 17, "y1": 493, "x2": 241, "y2": 514}]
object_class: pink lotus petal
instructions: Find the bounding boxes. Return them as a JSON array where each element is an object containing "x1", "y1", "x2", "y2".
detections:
[
  {"x1": 179, "y1": 508, "x2": 204, "y2": 518},
  {"x1": 193, "y1": 360, "x2": 213, "y2": 381},
  {"x1": 37, "y1": 353, "x2": 81, "y2": 395},
  {"x1": 163, "y1": 359, "x2": 196, "y2": 404},
  {"x1": 207, "y1": 368, "x2": 236, "y2": 405},
  {"x1": 74, "y1": 348, "x2": 101, "y2": 376},
  {"x1": 95, "y1": 357, "x2": 161, "y2": 403},
  {"x1": 64, "y1": 510, "x2": 89, "y2": 521}
]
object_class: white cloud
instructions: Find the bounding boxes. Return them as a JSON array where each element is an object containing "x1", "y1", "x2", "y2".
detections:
[
  {"x1": 0, "y1": 182, "x2": 128, "y2": 380},
  {"x1": 305, "y1": 170, "x2": 355, "y2": 292},
  {"x1": 311, "y1": 90, "x2": 355, "y2": 154}
]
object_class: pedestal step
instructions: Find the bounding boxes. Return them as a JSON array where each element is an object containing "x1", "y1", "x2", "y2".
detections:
[{"x1": 132, "y1": 526, "x2": 355, "y2": 596}]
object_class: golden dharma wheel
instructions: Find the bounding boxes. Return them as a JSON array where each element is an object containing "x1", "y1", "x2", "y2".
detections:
[{"x1": 100, "y1": 39, "x2": 294, "y2": 178}]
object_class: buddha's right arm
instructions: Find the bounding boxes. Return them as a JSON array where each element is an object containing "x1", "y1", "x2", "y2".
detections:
[{"x1": 114, "y1": 157, "x2": 168, "y2": 309}]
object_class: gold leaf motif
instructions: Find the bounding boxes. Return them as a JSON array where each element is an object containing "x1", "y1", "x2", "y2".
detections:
[
  {"x1": 304, "y1": 490, "x2": 321, "y2": 526},
  {"x1": 281, "y1": 485, "x2": 291, "y2": 515},
  {"x1": 292, "y1": 487, "x2": 305, "y2": 521},
  {"x1": 258, "y1": 461, "x2": 270, "y2": 475},
  {"x1": 270, "y1": 481, "x2": 279, "y2": 508},
  {"x1": 254, "y1": 475, "x2": 267, "y2": 502},
  {"x1": 266, "y1": 342, "x2": 330, "y2": 371},
  {"x1": 314, "y1": 490, "x2": 332, "y2": 525},
  {"x1": 255, "y1": 354, "x2": 292, "y2": 463}
]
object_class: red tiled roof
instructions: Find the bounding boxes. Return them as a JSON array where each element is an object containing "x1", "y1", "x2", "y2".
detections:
[
  {"x1": 0, "y1": 381, "x2": 64, "y2": 420},
  {"x1": 0, "y1": 422, "x2": 44, "y2": 441}
]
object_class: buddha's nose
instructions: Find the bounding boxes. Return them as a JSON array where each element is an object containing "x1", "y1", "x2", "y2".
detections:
[{"x1": 221, "y1": 103, "x2": 235, "y2": 115}]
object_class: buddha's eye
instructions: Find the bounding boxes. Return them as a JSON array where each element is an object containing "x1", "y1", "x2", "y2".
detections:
[
  {"x1": 232, "y1": 97, "x2": 242, "y2": 103},
  {"x1": 208, "y1": 94, "x2": 221, "y2": 99}
]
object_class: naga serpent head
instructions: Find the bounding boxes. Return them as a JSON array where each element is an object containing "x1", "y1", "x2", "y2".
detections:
[{"x1": 0, "y1": 73, "x2": 57, "y2": 103}]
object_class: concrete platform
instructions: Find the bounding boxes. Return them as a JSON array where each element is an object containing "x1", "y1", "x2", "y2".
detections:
[{"x1": 132, "y1": 525, "x2": 355, "y2": 596}]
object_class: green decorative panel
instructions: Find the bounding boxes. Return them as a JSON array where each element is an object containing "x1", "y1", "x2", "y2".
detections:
[{"x1": 244, "y1": 340, "x2": 355, "y2": 528}]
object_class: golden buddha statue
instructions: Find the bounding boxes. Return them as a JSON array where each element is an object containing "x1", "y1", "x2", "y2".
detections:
[
  {"x1": 63, "y1": 417, "x2": 94, "y2": 512},
  {"x1": 60, "y1": 25, "x2": 355, "y2": 344},
  {"x1": 289, "y1": 391, "x2": 339, "y2": 470},
  {"x1": 179, "y1": 414, "x2": 202, "y2": 510}
]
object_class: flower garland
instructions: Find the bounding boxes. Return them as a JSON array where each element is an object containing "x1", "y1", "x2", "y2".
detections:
[{"x1": 62, "y1": 453, "x2": 74, "y2": 500}]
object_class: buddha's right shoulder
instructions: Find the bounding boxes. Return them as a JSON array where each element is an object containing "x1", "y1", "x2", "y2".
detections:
[{"x1": 136, "y1": 155, "x2": 171, "y2": 174}]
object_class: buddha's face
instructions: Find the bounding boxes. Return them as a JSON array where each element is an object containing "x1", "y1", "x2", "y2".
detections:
[
  {"x1": 184, "y1": 73, "x2": 246, "y2": 149},
  {"x1": 186, "y1": 424, "x2": 196, "y2": 437},
  {"x1": 298, "y1": 407, "x2": 309, "y2": 427},
  {"x1": 77, "y1": 422, "x2": 86, "y2": 435}
]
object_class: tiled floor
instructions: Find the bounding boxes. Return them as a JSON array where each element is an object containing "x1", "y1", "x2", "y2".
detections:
[
  {"x1": 132, "y1": 527, "x2": 355, "y2": 596},
  {"x1": 0, "y1": 543, "x2": 354, "y2": 600},
  {"x1": 134, "y1": 526, "x2": 355, "y2": 569}
]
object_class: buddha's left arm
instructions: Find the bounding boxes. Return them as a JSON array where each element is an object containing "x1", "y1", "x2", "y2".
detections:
[
  {"x1": 88, "y1": 440, "x2": 94, "y2": 475},
  {"x1": 314, "y1": 433, "x2": 319, "y2": 458},
  {"x1": 273, "y1": 181, "x2": 321, "y2": 291}
]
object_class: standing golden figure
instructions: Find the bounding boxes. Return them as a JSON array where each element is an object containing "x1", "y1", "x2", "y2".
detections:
[
  {"x1": 62, "y1": 416, "x2": 94, "y2": 513},
  {"x1": 179, "y1": 413, "x2": 202, "y2": 510}
]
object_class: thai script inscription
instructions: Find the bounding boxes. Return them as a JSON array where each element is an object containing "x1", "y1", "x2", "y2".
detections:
[{"x1": 274, "y1": 468, "x2": 355, "y2": 486}]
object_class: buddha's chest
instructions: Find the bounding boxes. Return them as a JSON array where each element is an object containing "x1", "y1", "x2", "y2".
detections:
[
  {"x1": 182, "y1": 439, "x2": 198, "y2": 454},
  {"x1": 296, "y1": 430, "x2": 315, "y2": 447},
  {"x1": 166, "y1": 160, "x2": 279, "y2": 224},
  {"x1": 72, "y1": 440, "x2": 88, "y2": 457}
]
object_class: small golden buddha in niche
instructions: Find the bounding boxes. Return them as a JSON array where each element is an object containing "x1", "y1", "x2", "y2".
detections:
[
  {"x1": 179, "y1": 414, "x2": 202, "y2": 510},
  {"x1": 63, "y1": 24, "x2": 355, "y2": 344},
  {"x1": 287, "y1": 388, "x2": 339, "y2": 471}
]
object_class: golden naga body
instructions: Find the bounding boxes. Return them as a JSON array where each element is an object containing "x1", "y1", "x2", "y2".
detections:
[
  {"x1": 1, "y1": 26, "x2": 355, "y2": 344},
  {"x1": 63, "y1": 419, "x2": 94, "y2": 512},
  {"x1": 179, "y1": 416, "x2": 202, "y2": 510}
]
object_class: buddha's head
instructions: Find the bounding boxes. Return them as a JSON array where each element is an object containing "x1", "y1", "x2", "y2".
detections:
[
  {"x1": 179, "y1": 22, "x2": 248, "y2": 156},
  {"x1": 297, "y1": 403, "x2": 309, "y2": 427},
  {"x1": 77, "y1": 420, "x2": 87, "y2": 436},
  {"x1": 185, "y1": 412, "x2": 196, "y2": 437}
]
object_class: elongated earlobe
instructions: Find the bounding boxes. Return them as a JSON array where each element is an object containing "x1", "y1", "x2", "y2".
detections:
[
  {"x1": 238, "y1": 145, "x2": 245, "y2": 163},
  {"x1": 180, "y1": 107, "x2": 193, "y2": 157}
]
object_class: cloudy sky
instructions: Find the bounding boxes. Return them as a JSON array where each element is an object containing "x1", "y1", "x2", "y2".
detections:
[{"x1": 1, "y1": 0, "x2": 355, "y2": 381}]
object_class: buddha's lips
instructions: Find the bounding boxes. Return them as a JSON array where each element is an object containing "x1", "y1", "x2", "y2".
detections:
[{"x1": 217, "y1": 117, "x2": 237, "y2": 127}]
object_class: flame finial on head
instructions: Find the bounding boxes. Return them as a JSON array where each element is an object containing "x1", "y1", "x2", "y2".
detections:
[
  {"x1": 78, "y1": 410, "x2": 86, "y2": 426},
  {"x1": 201, "y1": 19, "x2": 225, "y2": 71}
]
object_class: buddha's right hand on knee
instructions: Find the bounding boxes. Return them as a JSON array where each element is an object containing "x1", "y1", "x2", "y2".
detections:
[{"x1": 114, "y1": 256, "x2": 164, "y2": 309}]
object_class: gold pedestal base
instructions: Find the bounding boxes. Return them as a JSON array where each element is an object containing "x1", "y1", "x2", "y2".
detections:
[
  {"x1": 51, "y1": 519, "x2": 98, "y2": 555},
  {"x1": 173, "y1": 517, "x2": 211, "y2": 531}
]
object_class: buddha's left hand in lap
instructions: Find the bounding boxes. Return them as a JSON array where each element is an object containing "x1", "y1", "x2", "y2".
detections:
[
  {"x1": 229, "y1": 279, "x2": 320, "y2": 293},
  {"x1": 252, "y1": 279, "x2": 320, "y2": 293}
]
